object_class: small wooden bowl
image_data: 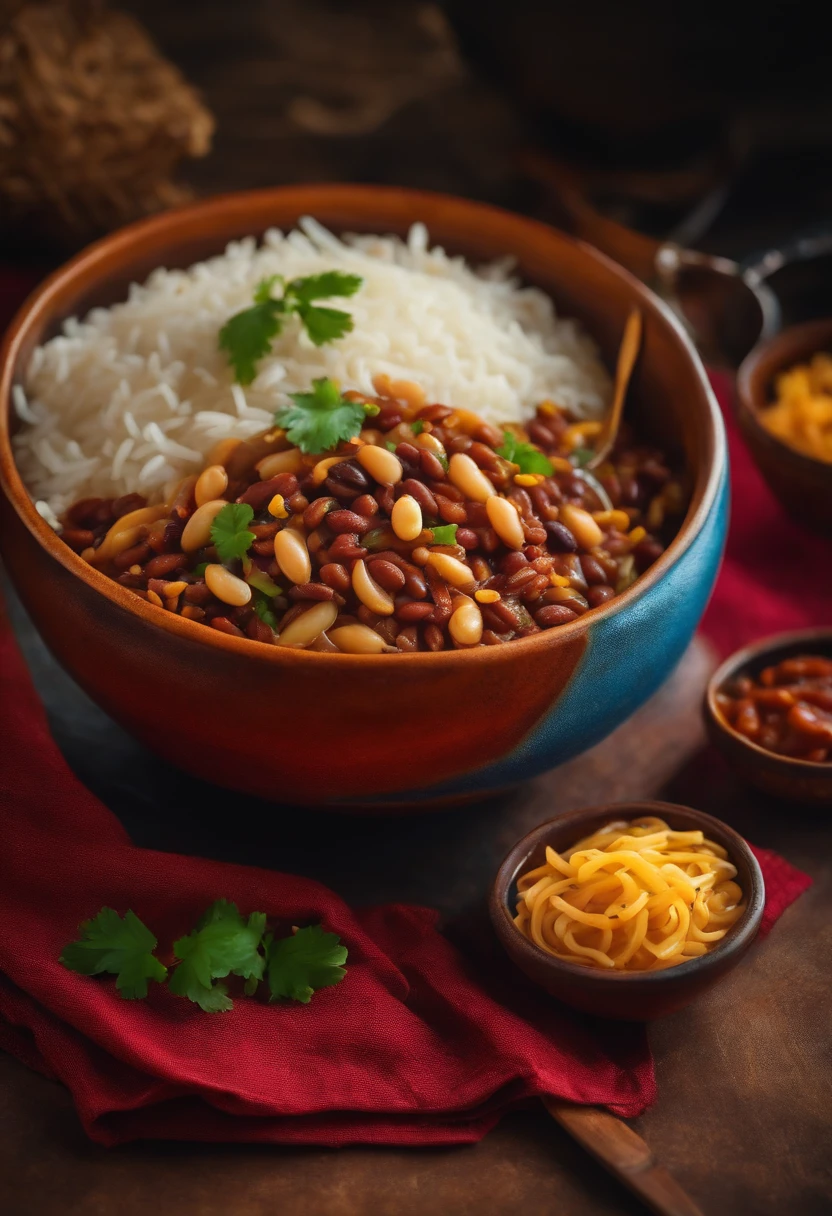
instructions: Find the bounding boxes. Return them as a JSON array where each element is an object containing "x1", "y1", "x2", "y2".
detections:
[
  {"x1": 490, "y1": 801, "x2": 764, "y2": 1020},
  {"x1": 705, "y1": 628, "x2": 832, "y2": 805},
  {"x1": 736, "y1": 317, "x2": 832, "y2": 536}
]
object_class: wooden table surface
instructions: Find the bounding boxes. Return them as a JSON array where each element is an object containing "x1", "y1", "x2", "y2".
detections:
[{"x1": 1, "y1": 583, "x2": 830, "y2": 1216}]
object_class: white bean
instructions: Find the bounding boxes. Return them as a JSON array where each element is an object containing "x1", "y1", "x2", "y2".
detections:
[
  {"x1": 204, "y1": 563, "x2": 251, "y2": 607},
  {"x1": 357, "y1": 444, "x2": 403, "y2": 485},
  {"x1": 486, "y1": 495, "x2": 525, "y2": 549},
  {"x1": 560, "y1": 504, "x2": 604, "y2": 549},
  {"x1": 448, "y1": 452, "x2": 495, "y2": 503},
  {"x1": 449, "y1": 599, "x2": 483, "y2": 646},
  {"x1": 391, "y1": 494, "x2": 423, "y2": 542},
  {"x1": 273, "y1": 528, "x2": 312, "y2": 585},
  {"x1": 352, "y1": 559, "x2": 395, "y2": 615},
  {"x1": 276, "y1": 601, "x2": 338, "y2": 648},
  {"x1": 180, "y1": 499, "x2": 228, "y2": 552},
  {"x1": 194, "y1": 464, "x2": 229, "y2": 507}
]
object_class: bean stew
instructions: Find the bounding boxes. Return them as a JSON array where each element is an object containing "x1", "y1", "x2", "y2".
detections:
[
  {"x1": 60, "y1": 379, "x2": 686, "y2": 654},
  {"x1": 716, "y1": 655, "x2": 832, "y2": 762}
]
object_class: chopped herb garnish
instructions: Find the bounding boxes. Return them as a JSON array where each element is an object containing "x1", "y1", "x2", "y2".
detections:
[
  {"x1": 210, "y1": 502, "x2": 255, "y2": 565},
  {"x1": 437, "y1": 452, "x2": 449, "y2": 472},
  {"x1": 60, "y1": 908, "x2": 167, "y2": 1000},
  {"x1": 191, "y1": 562, "x2": 208, "y2": 579},
  {"x1": 265, "y1": 925, "x2": 348, "y2": 1004},
  {"x1": 219, "y1": 271, "x2": 362, "y2": 384},
  {"x1": 430, "y1": 523, "x2": 458, "y2": 545},
  {"x1": 385, "y1": 440, "x2": 397, "y2": 452},
  {"x1": 246, "y1": 567, "x2": 281, "y2": 598},
  {"x1": 571, "y1": 446, "x2": 594, "y2": 468},
  {"x1": 275, "y1": 377, "x2": 374, "y2": 454},
  {"x1": 497, "y1": 430, "x2": 554, "y2": 477},
  {"x1": 252, "y1": 591, "x2": 279, "y2": 629},
  {"x1": 410, "y1": 419, "x2": 425, "y2": 436}
]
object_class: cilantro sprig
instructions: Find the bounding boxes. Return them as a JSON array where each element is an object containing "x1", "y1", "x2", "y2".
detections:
[
  {"x1": 219, "y1": 272, "x2": 363, "y2": 384},
  {"x1": 275, "y1": 376, "x2": 378, "y2": 454},
  {"x1": 59, "y1": 909, "x2": 167, "y2": 1000},
  {"x1": 61, "y1": 902, "x2": 348, "y2": 1012},
  {"x1": 496, "y1": 430, "x2": 554, "y2": 477},
  {"x1": 210, "y1": 502, "x2": 255, "y2": 564}
]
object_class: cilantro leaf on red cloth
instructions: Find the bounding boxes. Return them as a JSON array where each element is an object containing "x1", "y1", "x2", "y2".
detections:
[
  {"x1": 60, "y1": 908, "x2": 167, "y2": 1000},
  {"x1": 265, "y1": 925, "x2": 348, "y2": 1004},
  {"x1": 168, "y1": 900, "x2": 266, "y2": 1013}
]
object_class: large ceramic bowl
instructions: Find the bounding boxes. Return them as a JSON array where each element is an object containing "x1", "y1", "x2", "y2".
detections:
[{"x1": 0, "y1": 185, "x2": 727, "y2": 810}]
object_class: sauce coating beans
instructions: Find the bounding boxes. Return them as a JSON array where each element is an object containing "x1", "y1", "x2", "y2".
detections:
[
  {"x1": 716, "y1": 655, "x2": 832, "y2": 762},
  {"x1": 62, "y1": 390, "x2": 685, "y2": 653}
]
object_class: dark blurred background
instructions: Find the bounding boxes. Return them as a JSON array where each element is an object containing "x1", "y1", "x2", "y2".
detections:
[{"x1": 3, "y1": 0, "x2": 832, "y2": 268}]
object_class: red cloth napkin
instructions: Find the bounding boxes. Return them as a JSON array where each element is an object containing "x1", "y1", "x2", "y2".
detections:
[{"x1": 700, "y1": 370, "x2": 832, "y2": 655}]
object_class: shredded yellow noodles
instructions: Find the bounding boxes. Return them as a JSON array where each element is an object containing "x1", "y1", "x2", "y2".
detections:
[{"x1": 514, "y1": 817, "x2": 745, "y2": 971}]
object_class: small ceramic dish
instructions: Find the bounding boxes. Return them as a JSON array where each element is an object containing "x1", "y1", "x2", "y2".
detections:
[
  {"x1": 736, "y1": 317, "x2": 832, "y2": 536},
  {"x1": 490, "y1": 800, "x2": 764, "y2": 1020},
  {"x1": 705, "y1": 628, "x2": 832, "y2": 805}
]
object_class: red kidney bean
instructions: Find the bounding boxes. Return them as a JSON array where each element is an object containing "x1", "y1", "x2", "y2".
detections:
[
  {"x1": 250, "y1": 522, "x2": 280, "y2": 539},
  {"x1": 238, "y1": 474, "x2": 296, "y2": 511},
  {"x1": 447, "y1": 434, "x2": 473, "y2": 454},
  {"x1": 375, "y1": 485, "x2": 395, "y2": 515},
  {"x1": 352, "y1": 493, "x2": 379, "y2": 518},
  {"x1": 396, "y1": 625, "x2": 420, "y2": 651},
  {"x1": 210, "y1": 616, "x2": 244, "y2": 637},
  {"x1": 304, "y1": 496, "x2": 337, "y2": 529},
  {"x1": 455, "y1": 528, "x2": 479, "y2": 550},
  {"x1": 435, "y1": 495, "x2": 467, "y2": 524},
  {"x1": 112, "y1": 492, "x2": 148, "y2": 519},
  {"x1": 468, "y1": 441, "x2": 502, "y2": 472},
  {"x1": 420, "y1": 404, "x2": 453, "y2": 422},
  {"x1": 501, "y1": 551, "x2": 529, "y2": 575},
  {"x1": 376, "y1": 405, "x2": 404, "y2": 429},
  {"x1": 476, "y1": 527, "x2": 500, "y2": 553},
  {"x1": 288, "y1": 582, "x2": 336, "y2": 601},
  {"x1": 145, "y1": 552, "x2": 186, "y2": 579},
  {"x1": 287, "y1": 492, "x2": 309, "y2": 513},
  {"x1": 469, "y1": 556, "x2": 493, "y2": 582},
  {"x1": 184, "y1": 582, "x2": 213, "y2": 605},
  {"x1": 319, "y1": 562, "x2": 351, "y2": 592},
  {"x1": 433, "y1": 481, "x2": 464, "y2": 502},
  {"x1": 246, "y1": 617, "x2": 275, "y2": 644},
  {"x1": 327, "y1": 533, "x2": 368, "y2": 561},
  {"x1": 327, "y1": 510, "x2": 375, "y2": 535},
  {"x1": 327, "y1": 460, "x2": 369, "y2": 491},
  {"x1": 61, "y1": 527, "x2": 95, "y2": 549},
  {"x1": 113, "y1": 542, "x2": 152, "y2": 571},
  {"x1": 587, "y1": 585, "x2": 616, "y2": 607},
  {"x1": 482, "y1": 629, "x2": 507, "y2": 645},
  {"x1": 368, "y1": 559, "x2": 407, "y2": 592},
  {"x1": 396, "y1": 600, "x2": 434, "y2": 622},
  {"x1": 402, "y1": 565, "x2": 428, "y2": 599},
  {"x1": 420, "y1": 450, "x2": 447, "y2": 481},
  {"x1": 423, "y1": 623, "x2": 445, "y2": 651},
  {"x1": 522, "y1": 574, "x2": 551, "y2": 601},
  {"x1": 65, "y1": 497, "x2": 106, "y2": 527},
  {"x1": 634, "y1": 537, "x2": 664, "y2": 572},
  {"x1": 398, "y1": 478, "x2": 438, "y2": 516},
  {"x1": 394, "y1": 442, "x2": 420, "y2": 465},
  {"x1": 252, "y1": 540, "x2": 275, "y2": 557},
  {"x1": 544, "y1": 520, "x2": 578, "y2": 552},
  {"x1": 527, "y1": 420, "x2": 557, "y2": 447},
  {"x1": 490, "y1": 599, "x2": 523, "y2": 630},
  {"x1": 323, "y1": 475, "x2": 360, "y2": 502},
  {"x1": 534, "y1": 605, "x2": 579, "y2": 628},
  {"x1": 580, "y1": 554, "x2": 609, "y2": 585}
]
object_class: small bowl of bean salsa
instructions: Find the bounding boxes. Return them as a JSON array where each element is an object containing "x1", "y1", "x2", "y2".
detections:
[{"x1": 705, "y1": 629, "x2": 832, "y2": 805}]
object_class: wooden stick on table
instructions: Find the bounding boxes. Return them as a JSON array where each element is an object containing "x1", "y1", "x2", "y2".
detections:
[{"x1": 543, "y1": 1099, "x2": 705, "y2": 1216}]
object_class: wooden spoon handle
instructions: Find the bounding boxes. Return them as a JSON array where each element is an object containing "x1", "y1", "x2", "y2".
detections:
[
  {"x1": 587, "y1": 307, "x2": 643, "y2": 470},
  {"x1": 543, "y1": 1098, "x2": 705, "y2": 1216}
]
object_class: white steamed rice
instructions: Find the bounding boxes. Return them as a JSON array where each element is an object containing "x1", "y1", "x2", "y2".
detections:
[{"x1": 13, "y1": 217, "x2": 611, "y2": 525}]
